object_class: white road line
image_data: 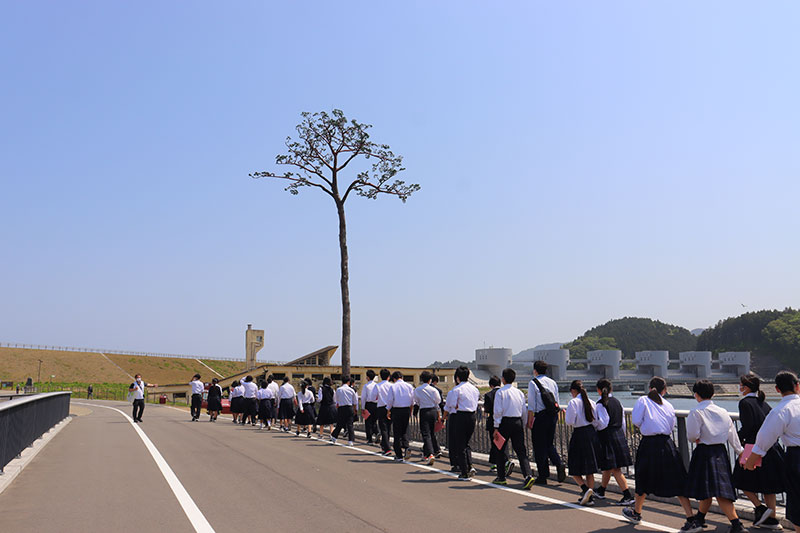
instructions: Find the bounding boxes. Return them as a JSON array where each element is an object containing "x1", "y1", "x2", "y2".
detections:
[
  {"x1": 305, "y1": 434, "x2": 678, "y2": 533},
  {"x1": 76, "y1": 402, "x2": 215, "y2": 533}
]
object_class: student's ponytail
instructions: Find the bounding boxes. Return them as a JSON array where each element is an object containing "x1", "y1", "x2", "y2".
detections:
[
  {"x1": 571, "y1": 380, "x2": 594, "y2": 422},
  {"x1": 740, "y1": 373, "x2": 765, "y2": 403},
  {"x1": 596, "y1": 378, "x2": 611, "y2": 407},
  {"x1": 647, "y1": 377, "x2": 666, "y2": 405}
]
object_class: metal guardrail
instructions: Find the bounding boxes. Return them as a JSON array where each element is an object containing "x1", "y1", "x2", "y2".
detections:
[
  {"x1": 354, "y1": 405, "x2": 785, "y2": 506},
  {"x1": 0, "y1": 391, "x2": 71, "y2": 473}
]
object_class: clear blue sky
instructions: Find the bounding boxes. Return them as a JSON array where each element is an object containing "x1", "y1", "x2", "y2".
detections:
[{"x1": 2, "y1": 2, "x2": 798, "y2": 366}]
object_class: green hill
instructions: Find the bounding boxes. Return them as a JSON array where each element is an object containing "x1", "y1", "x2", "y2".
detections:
[{"x1": 562, "y1": 317, "x2": 698, "y2": 359}]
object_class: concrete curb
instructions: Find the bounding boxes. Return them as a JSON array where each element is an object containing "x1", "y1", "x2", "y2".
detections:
[{"x1": 0, "y1": 416, "x2": 73, "y2": 496}]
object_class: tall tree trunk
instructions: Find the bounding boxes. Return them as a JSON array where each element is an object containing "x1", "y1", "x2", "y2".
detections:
[{"x1": 336, "y1": 200, "x2": 351, "y2": 378}]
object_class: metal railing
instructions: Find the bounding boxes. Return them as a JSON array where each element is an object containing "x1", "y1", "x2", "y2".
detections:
[
  {"x1": 354, "y1": 406, "x2": 785, "y2": 506},
  {"x1": 0, "y1": 392, "x2": 71, "y2": 473}
]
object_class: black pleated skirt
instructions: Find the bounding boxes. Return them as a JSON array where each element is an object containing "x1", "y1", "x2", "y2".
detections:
[
  {"x1": 231, "y1": 396, "x2": 244, "y2": 414},
  {"x1": 207, "y1": 396, "x2": 222, "y2": 412},
  {"x1": 597, "y1": 426, "x2": 633, "y2": 470},
  {"x1": 567, "y1": 425, "x2": 601, "y2": 476},
  {"x1": 316, "y1": 403, "x2": 337, "y2": 425},
  {"x1": 785, "y1": 447, "x2": 800, "y2": 527},
  {"x1": 295, "y1": 403, "x2": 314, "y2": 425},
  {"x1": 634, "y1": 434, "x2": 687, "y2": 497},
  {"x1": 279, "y1": 398, "x2": 295, "y2": 419},
  {"x1": 685, "y1": 443, "x2": 736, "y2": 501},
  {"x1": 258, "y1": 399, "x2": 272, "y2": 421},
  {"x1": 732, "y1": 444, "x2": 785, "y2": 494}
]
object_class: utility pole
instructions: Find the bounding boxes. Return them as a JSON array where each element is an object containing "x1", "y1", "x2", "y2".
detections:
[{"x1": 37, "y1": 359, "x2": 43, "y2": 383}]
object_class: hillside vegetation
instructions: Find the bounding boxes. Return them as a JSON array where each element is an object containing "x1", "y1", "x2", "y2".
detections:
[
  {"x1": 0, "y1": 347, "x2": 248, "y2": 385},
  {"x1": 562, "y1": 317, "x2": 698, "y2": 359}
]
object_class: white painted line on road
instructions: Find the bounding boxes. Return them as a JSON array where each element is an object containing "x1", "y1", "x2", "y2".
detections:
[
  {"x1": 304, "y1": 434, "x2": 678, "y2": 533},
  {"x1": 76, "y1": 402, "x2": 215, "y2": 533}
]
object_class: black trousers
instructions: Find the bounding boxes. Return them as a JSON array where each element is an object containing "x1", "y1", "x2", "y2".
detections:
[
  {"x1": 364, "y1": 401, "x2": 378, "y2": 442},
  {"x1": 452, "y1": 411, "x2": 476, "y2": 475},
  {"x1": 532, "y1": 410, "x2": 562, "y2": 479},
  {"x1": 132, "y1": 399, "x2": 145, "y2": 421},
  {"x1": 391, "y1": 407, "x2": 411, "y2": 458},
  {"x1": 419, "y1": 407, "x2": 440, "y2": 457},
  {"x1": 332, "y1": 406, "x2": 354, "y2": 440},
  {"x1": 190, "y1": 393, "x2": 202, "y2": 419},
  {"x1": 377, "y1": 406, "x2": 392, "y2": 452},
  {"x1": 496, "y1": 417, "x2": 532, "y2": 480},
  {"x1": 488, "y1": 419, "x2": 507, "y2": 467},
  {"x1": 447, "y1": 416, "x2": 457, "y2": 466}
]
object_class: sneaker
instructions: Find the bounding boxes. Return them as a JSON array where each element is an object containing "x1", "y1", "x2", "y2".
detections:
[
  {"x1": 679, "y1": 519, "x2": 703, "y2": 533},
  {"x1": 404, "y1": 448, "x2": 412, "y2": 460},
  {"x1": 760, "y1": 517, "x2": 782, "y2": 530},
  {"x1": 457, "y1": 473, "x2": 471, "y2": 480},
  {"x1": 522, "y1": 475, "x2": 535, "y2": 490},
  {"x1": 469, "y1": 467, "x2": 477, "y2": 477},
  {"x1": 691, "y1": 513, "x2": 708, "y2": 529},
  {"x1": 489, "y1": 464, "x2": 497, "y2": 472},
  {"x1": 728, "y1": 521, "x2": 749, "y2": 533},
  {"x1": 426, "y1": 455, "x2": 435, "y2": 466},
  {"x1": 382, "y1": 450, "x2": 394, "y2": 457},
  {"x1": 329, "y1": 437, "x2": 337, "y2": 445},
  {"x1": 307, "y1": 432, "x2": 312, "y2": 438},
  {"x1": 434, "y1": 451, "x2": 442, "y2": 458},
  {"x1": 295, "y1": 430, "x2": 300, "y2": 436},
  {"x1": 754, "y1": 507, "x2": 772, "y2": 527},
  {"x1": 622, "y1": 507, "x2": 642, "y2": 525},
  {"x1": 585, "y1": 495, "x2": 595, "y2": 506},
  {"x1": 557, "y1": 464, "x2": 567, "y2": 482},
  {"x1": 492, "y1": 477, "x2": 508, "y2": 485},
  {"x1": 394, "y1": 456, "x2": 404, "y2": 462},
  {"x1": 505, "y1": 460, "x2": 515, "y2": 478},
  {"x1": 347, "y1": 441, "x2": 354, "y2": 446},
  {"x1": 595, "y1": 486, "x2": 606, "y2": 499},
  {"x1": 579, "y1": 488, "x2": 594, "y2": 506},
  {"x1": 616, "y1": 495, "x2": 635, "y2": 506},
  {"x1": 533, "y1": 477, "x2": 548, "y2": 486}
]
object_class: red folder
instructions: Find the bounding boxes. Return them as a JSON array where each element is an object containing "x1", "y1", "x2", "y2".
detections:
[
  {"x1": 739, "y1": 443, "x2": 762, "y2": 467},
  {"x1": 434, "y1": 419, "x2": 444, "y2": 433},
  {"x1": 362, "y1": 409, "x2": 370, "y2": 420},
  {"x1": 493, "y1": 431, "x2": 506, "y2": 450}
]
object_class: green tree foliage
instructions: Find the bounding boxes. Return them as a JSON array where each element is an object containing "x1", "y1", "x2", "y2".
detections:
[
  {"x1": 763, "y1": 311, "x2": 800, "y2": 356},
  {"x1": 561, "y1": 336, "x2": 619, "y2": 359},
  {"x1": 563, "y1": 317, "x2": 697, "y2": 359}
]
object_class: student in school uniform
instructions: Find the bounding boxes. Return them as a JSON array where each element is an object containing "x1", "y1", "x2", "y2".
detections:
[
  {"x1": 684, "y1": 379, "x2": 747, "y2": 533},
  {"x1": 316, "y1": 377, "x2": 337, "y2": 438},
  {"x1": 278, "y1": 377, "x2": 297, "y2": 432},
  {"x1": 303, "y1": 378, "x2": 318, "y2": 434},
  {"x1": 128, "y1": 374, "x2": 156, "y2": 423},
  {"x1": 565, "y1": 380, "x2": 606, "y2": 506},
  {"x1": 257, "y1": 380, "x2": 271, "y2": 429},
  {"x1": 241, "y1": 376, "x2": 258, "y2": 426},
  {"x1": 528, "y1": 360, "x2": 567, "y2": 485},
  {"x1": 593, "y1": 378, "x2": 634, "y2": 506},
  {"x1": 361, "y1": 370, "x2": 379, "y2": 444},
  {"x1": 189, "y1": 374, "x2": 204, "y2": 422},
  {"x1": 745, "y1": 370, "x2": 800, "y2": 533},
  {"x1": 622, "y1": 377, "x2": 700, "y2": 533},
  {"x1": 266, "y1": 375, "x2": 280, "y2": 427},
  {"x1": 295, "y1": 380, "x2": 315, "y2": 438},
  {"x1": 446, "y1": 366, "x2": 480, "y2": 479},
  {"x1": 207, "y1": 378, "x2": 222, "y2": 422},
  {"x1": 413, "y1": 370, "x2": 442, "y2": 465},
  {"x1": 229, "y1": 380, "x2": 243, "y2": 424},
  {"x1": 387, "y1": 371, "x2": 415, "y2": 462},
  {"x1": 431, "y1": 374, "x2": 446, "y2": 458},
  {"x1": 492, "y1": 368, "x2": 535, "y2": 489},
  {"x1": 330, "y1": 376, "x2": 358, "y2": 446},
  {"x1": 732, "y1": 373, "x2": 784, "y2": 530},
  {"x1": 375, "y1": 369, "x2": 394, "y2": 456},
  {"x1": 444, "y1": 385, "x2": 459, "y2": 471},
  {"x1": 483, "y1": 376, "x2": 504, "y2": 474}
]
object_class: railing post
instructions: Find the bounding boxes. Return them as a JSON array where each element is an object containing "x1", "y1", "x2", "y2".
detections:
[{"x1": 676, "y1": 416, "x2": 691, "y2": 470}]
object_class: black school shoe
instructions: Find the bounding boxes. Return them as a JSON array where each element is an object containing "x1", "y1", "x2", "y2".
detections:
[
  {"x1": 622, "y1": 507, "x2": 642, "y2": 524},
  {"x1": 556, "y1": 464, "x2": 567, "y2": 482},
  {"x1": 594, "y1": 486, "x2": 606, "y2": 499}
]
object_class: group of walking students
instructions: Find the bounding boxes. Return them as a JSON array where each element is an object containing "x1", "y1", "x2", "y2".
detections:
[{"x1": 194, "y1": 362, "x2": 800, "y2": 533}]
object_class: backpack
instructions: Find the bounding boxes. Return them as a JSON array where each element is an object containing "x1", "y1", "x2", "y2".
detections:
[{"x1": 533, "y1": 378, "x2": 559, "y2": 415}]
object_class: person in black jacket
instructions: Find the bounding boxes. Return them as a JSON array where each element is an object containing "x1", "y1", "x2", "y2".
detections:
[
  {"x1": 732, "y1": 373, "x2": 785, "y2": 530},
  {"x1": 593, "y1": 379, "x2": 634, "y2": 506},
  {"x1": 484, "y1": 376, "x2": 506, "y2": 474},
  {"x1": 316, "y1": 377, "x2": 337, "y2": 438}
]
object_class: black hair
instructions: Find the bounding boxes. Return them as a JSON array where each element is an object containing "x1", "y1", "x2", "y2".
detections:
[
  {"x1": 455, "y1": 365, "x2": 470, "y2": 383},
  {"x1": 211, "y1": 377, "x2": 219, "y2": 384},
  {"x1": 431, "y1": 374, "x2": 440, "y2": 384},
  {"x1": 488, "y1": 375, "x2": 501, "y2": 388},
  {"x1": 380, "y1": 368, "x2": 390, "y2": 380},
  {"x1": 647, "y1": 376, "x2": 666, "y2": 405},
  {"x1": 596, "y1": 378, "x2": 612, "y2": 407},
  {"x1": 282, "y1": 376, "x2": 289, "y2": 384},
  {"x1": 366, "y1": 369, "x2": 376, "y2": 380},
  {"x1": 193, "y1": 373, "x2": 201, "y2": 380},
  {"x1": 342, "y1": 375, "x2": 351, "y2": 385},
  {"x1": 420, "y1": 370, "x2": 432, "y2": 384},
  {"x1": 245, "y1": 375, "x2": 253, "y2": 383},
  {"x1": 304, "y1": 377, "x2": 312, "y2": 385},
  {"x1": 502, "y1": 368, "x2": 516, "y2": 384},
  {"x1": 775, "y1": 371, "x2": 799, "y2": 394},
  {"x1": 301, "y1": 380, "x2": 308, "y2": 393},
  {"x1": 570, "y1": 380, "x2": 594, "y2": 422},
  {"x1": 266, "y1": 375, "x2": 273, "y2": 383},
  {"x1": 533, "y1": 360, "x2": 548, "y2": 376},
  {"x1": 322, "y1": 377, "x2": 332, "y2": 387},
  {"x1": 740, "y1": 372, "x2": 765, "y2": 402},
  {"x1": 391, "y1": 371, "x2": 402, "y2": 382},
  {"x1": 259, "y1": 380, "x2": 267, "y2": 388},
  {"x1": 692, "y1": 379, "x2": 714, "y2": 400},
  {"x1": 231, "y1": 380, "x2": 239, "y2": 387}
]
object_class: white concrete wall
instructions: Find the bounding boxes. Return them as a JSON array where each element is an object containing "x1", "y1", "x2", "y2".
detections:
[
  {"x1": 719, "y1": 351, "x2": 751, "y2": 375},
  {"x1": 476, "y1": 348, "x2": 512, "y2": 376},
  {"x1": 679, "y1": 351, "x2": 712, "y2": 378},
  {"x1": 587, "y1": 350, "x2": 621, "y2": 379},
  {"x1": 635, "y1": 350, "x2": 669, "y2": 377},
  {"x1": 532, "y1": 349, "x2": 570, "y2": 381}
]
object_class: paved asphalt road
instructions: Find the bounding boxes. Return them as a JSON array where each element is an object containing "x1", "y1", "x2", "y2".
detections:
[{"x1": 0, "y1": 400, "x2": 740, "y2": 533}]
